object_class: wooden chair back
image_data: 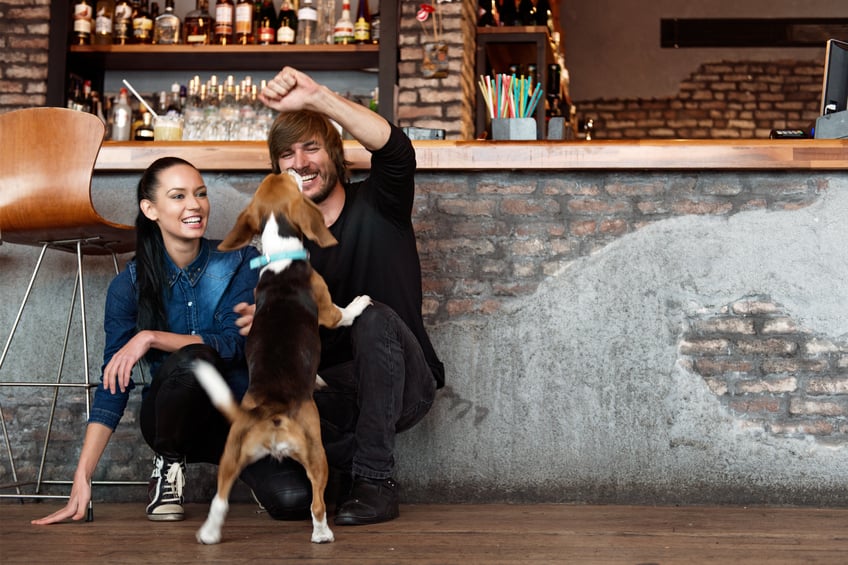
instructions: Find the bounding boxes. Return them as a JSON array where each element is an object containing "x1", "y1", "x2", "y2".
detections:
[{"x1": 0, "y1": 107, "x2": 135, "y2": 255}]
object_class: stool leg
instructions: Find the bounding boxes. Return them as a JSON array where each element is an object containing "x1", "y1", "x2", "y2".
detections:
[{"x1": 0, "y1": 244, "x2": 49, "y2": 500}]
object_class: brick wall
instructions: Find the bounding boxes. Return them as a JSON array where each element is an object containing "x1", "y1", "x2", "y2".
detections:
[
  {"x1": 413, "y1": 170, "x2": 824, "y2": 322},
  {"x1": 396, "y1": 0, "x2": 476, "y2": 139},
  {"x1": 575, "y1": 60, "x2": 823, "y2": 139},
  {"x1": 0, "y1": 0, "x2": 50, "y2": 110},
  {"x1": 681, "y1": 295, "x2": 848, "y2": 440}
]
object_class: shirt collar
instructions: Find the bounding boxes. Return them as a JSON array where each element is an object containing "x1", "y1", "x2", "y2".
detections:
[{"x1": 166, "y1": 238, "x2": 211, "y2": 287}]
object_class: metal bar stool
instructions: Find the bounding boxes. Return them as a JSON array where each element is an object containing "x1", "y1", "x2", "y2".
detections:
[{"x1": 0, "y1": 107, "x2": 139, "y2": 520}]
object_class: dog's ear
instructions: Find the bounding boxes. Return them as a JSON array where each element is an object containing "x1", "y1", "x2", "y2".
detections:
[
  {"x1": 295, "y1": 195, "x2": 338, "y2": 248},
  {"x1": 218, "y1": 206, "x2": 259, "y2": 251}
]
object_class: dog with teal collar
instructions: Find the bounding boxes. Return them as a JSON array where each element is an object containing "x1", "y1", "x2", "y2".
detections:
[{"x1": 194, "y1": 172, "x2": 371, "y2": 545}]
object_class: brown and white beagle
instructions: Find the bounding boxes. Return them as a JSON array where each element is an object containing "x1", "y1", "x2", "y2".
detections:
[{"x1": 194, "y1": 172, "x2": 370, "y2": 545}]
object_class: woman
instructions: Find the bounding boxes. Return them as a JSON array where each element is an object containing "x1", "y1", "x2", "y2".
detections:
[{"x1": 33, "y1": 157, "x2": 310, "y2": 525}]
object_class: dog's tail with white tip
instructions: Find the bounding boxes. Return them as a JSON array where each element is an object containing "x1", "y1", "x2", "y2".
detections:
[{"x1": 193, "y1": 360, "x2": 241, "y2": 423}]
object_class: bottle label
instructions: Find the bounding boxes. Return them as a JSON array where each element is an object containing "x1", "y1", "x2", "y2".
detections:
[
  {"x1": 115, "y1": 4, "x2": 132, "y2": 20},
  {"x1": 258, "y1": 25, "x2": 275, "y2": 43},
  {"x1": 277, "y1": 24, "x2": 295, "y2": 43},
  {"x1": 216, "y1": 4, "x2": 234, "y2": 31},
  {"x1": 186, "y1": 33, "x2": 206, "y2": 43},
  {"x1": 74, "y1": 4, "x2": 93, "y2": 34},
  {"x1": 353, "y1": 18, "x2": 370, "y2": 42},
  {"x1": 298, "y1": 7, "x2": 317, "y2": 21},
  {"x1": 95, "y1": 14, "x2": 112, "y2": 35},
  {"x1": 133, "y1": 16, "x2": 153, "y2": 39},
  {"x1": 235, "y1": 4, "x2": 252, "y2": 34},
  {"x1": 334, "y1": 23, "x2": 354, "y2": 44}
]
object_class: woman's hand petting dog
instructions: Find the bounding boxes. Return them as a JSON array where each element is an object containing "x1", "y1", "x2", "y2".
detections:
[{"x1": 234, "y1": 302, "x2": 256, "y2": 336}]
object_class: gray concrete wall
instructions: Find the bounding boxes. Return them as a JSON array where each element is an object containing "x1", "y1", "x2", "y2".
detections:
[
  {"x1": 400, "y1": 179, "x2": 848, "y2": 504},
  {"x1": 3, "y1": 169, "x2": 848, "y2": 506}
]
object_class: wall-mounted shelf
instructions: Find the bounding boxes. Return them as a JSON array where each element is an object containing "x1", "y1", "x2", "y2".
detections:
[
  {"x1": 47, "y1": 1, "x2": 398, "y2": 124},
  {"x1": 67, "y1": 44, "x2": 380, "y2": 72},
  {"x1": 475, "y1": 26, "x2": 556, "y2": 140}
]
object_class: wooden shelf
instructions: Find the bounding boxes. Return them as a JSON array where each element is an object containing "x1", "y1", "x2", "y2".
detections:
[
  {"x1": 67, "y1": 44, "x2": 380, "y2": 72},
  {"x1": 475, "y1": 26, "x2": 557, "y2": 140},
  {"x1": 47, "y1": 0, "x2": 399, "y2": 123}
]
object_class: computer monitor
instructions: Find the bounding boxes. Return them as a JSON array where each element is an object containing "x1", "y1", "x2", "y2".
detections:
[{"x1": 820, "y1": 38, "x2": 848, "y2": 115}]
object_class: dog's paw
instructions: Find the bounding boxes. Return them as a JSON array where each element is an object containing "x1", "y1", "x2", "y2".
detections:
[
  {"x1": 311, "y1": 525, "x2": 335, "y2": 544},
  {"x1": 196, "y1": 523, "x2": 222, "y2": 545},
  {"x1": 336, "y1": 295, "x2": 372, "y2": 327}
]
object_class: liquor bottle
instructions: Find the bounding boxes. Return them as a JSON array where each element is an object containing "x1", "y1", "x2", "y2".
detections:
[
  {"x1": 255, "y1": 0, "x2": 276, "y2": 44},
  {"x1": 113, "y1": 0, "x2": 132, "y2": 44},
  {"x1": 150, "y1": 1, "x2": 159, "y2": 19},
  {"x1": 295, "y1": 0, "x2": 318, "y2": 45},
  {"x1": 252, "y1": 0, "x2": 263, "y2": 39},
  {"x1": 320, "y1": 0, "x2": 335, "y2": 44},
  {"x1": 214, "y1": 0, "x2": 235, "y2": 44},
  {"x1": 234, "y1": 0, "x2": 254, "y2": 44},
  {"x1": 166, "y1": 82, "x2": 183, "y2": 116},
  {"x1": 545, "y1": 62, "x2": 561, "y2": 117},
  {"x1": 332, "y1": 0, "x2": 354, "y2": 44},
  {"x1": 132, "y1": 0, "x2": 153, "y2": 43},
  {"x1": 134, "y1": 109, "x2": 155, "y2": 141},
  {"x1": 182, "y1": 77, "x2": 203, "y2": 140},
  {"x1": 183, "y1": 0, "x2": 214, "y2": 45},
  {"x1": 94, "y1": 0, "x2": 115, "y2": 44},
  {"x1": 153, "y1": 0, "x2": 181, "y2": 44},
  {"x1": 517, "y1": 0, "x2": 534, "y2": 25},
  {"x1": 370, "y1": 11, "x2": 379, "y2": 44},
  {"x1": 535, "y1": 0, "x2": 551, "y2": 26},
  {"x1": 352, "y1": 0, "x2": 370, "y2": 44},
  {"x1": 111, "y1": 87, "x2": 132, "y2": 141},
  {"x1": 72, "y1": 0, "x2": 94, "y2": 45},
  {"x1": 498, "y1": 0, "x2": 517, "y2": 26},
  {"x1": 276, "y1": 0, "x2": 297, "y2": 44},
  {"x1": 79, "y1": 79, "x2": 93, "y2": 113},
  {"x1": 477, "y1": 0, "x2": 496, "y2": 27}
]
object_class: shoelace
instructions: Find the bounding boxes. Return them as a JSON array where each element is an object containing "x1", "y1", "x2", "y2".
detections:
[{"x1": 162, "y1": 461, "x2": 185, "y2": 501}]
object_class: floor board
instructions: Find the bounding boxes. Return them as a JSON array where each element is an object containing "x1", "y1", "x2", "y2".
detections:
[{"x1": 2, "y1": 502, "x2": 847, "y2": 563}]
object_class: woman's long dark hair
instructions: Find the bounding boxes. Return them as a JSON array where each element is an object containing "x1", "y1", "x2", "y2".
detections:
[{"x1": 135, "y1": 156, "x2": 198, "y2": 332}]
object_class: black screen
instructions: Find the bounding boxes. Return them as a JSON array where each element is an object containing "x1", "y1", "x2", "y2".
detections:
[{"x1": 820, "y1": 39, "x2": 848, "y2": 115}]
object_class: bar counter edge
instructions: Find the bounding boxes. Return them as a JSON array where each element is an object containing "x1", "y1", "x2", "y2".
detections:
[{"x1": 94, "y1": 139, "x2": 848, "y2": 172}]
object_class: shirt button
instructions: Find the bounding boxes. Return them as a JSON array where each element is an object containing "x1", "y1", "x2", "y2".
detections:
[{"x1": 187, "y1": 301, "x2": 193, "y2": 307}]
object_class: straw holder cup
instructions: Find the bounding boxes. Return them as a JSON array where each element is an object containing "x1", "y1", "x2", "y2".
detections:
[{"x1": 492, "y1": 117, "x2": 537, "y2": 140}]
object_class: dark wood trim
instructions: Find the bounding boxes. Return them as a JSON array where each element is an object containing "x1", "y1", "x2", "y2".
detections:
[
  {"x1": 46, "y1": 1, "x2": 70, "y2": 107},
  {"x1": 661, "y1": 18, "x2": 848, "y2": 48}
]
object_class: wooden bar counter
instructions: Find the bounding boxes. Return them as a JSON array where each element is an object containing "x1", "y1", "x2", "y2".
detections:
[{"x1": 94, "y1": 139, "x2": 848, "y2": 172}]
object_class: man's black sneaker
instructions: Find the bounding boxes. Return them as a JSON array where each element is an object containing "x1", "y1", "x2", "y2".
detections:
[
  {"x1": 334, "y1": 477, "x2": 399, "y2": 526},
  {"x1": 146, "y1": 454, "x2": 186, "y2": 521}
]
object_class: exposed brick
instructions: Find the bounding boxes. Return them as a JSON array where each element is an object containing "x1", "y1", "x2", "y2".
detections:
[
  {"x1": 728, "y1": 396, "x2": 782, "y2": 414},
  {"x1": 679, "y1": 338, "x2": 730, "y2": 355},
  {"x1": 770, "y1": 420, "x2": 835, "y2": 436},
  {"x1": 691, "y1": 317, "x2": 755, "y2": 335},
  {"x1": 736, "y1": 338, "x2": 797, "y2": 356},
  {"x1": 762, "y1": 358, "x2": 829, "y2": 374},
  {"x1": 735, "y1": 377, "x2": 797, "y2": 394},
  {"x1": 693, "y1": 358, "x2": 755, "y2": 376},
  {"x1": 789, "y1": 398, "x2": 848, "y2": 417},
  {"x1": 806, "y1": 378, "x2": 848, "y2": 395}
]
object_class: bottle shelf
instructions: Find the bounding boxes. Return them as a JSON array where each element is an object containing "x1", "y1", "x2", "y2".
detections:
[
  {"x1": 475, "y1": 26, "x2": 557, "y2": 140},
  {"x1": 68, "y1": 43, "x2": 380, "y2": 72}
]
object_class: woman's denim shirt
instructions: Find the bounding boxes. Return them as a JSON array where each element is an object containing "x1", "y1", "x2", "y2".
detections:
[{"x1": 90, "y1": 238, "x2": 260, "y2": 431}]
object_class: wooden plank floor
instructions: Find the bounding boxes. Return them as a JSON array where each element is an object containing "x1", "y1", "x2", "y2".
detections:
[{"x1": 2, "y1": 502, "x2": 848, "y2": 564}]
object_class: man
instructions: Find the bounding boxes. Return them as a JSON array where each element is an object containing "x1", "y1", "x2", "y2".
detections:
[{"x1": 237, "y1": 67, "x2": 444, "y2": 526}]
